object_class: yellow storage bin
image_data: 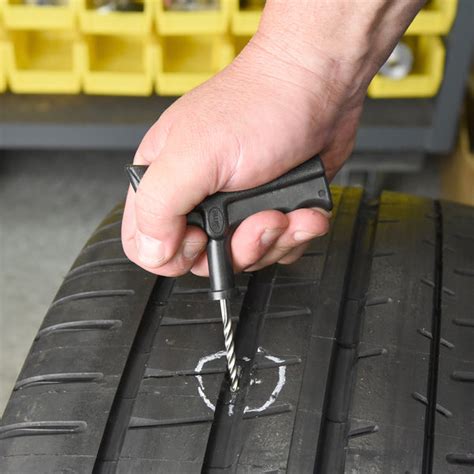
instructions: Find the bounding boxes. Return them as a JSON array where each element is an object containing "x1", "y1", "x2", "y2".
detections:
[
  {"x1": 156, "y1": 0, "x2": 230, "y2": 35},
  {"x1": 156, "y1": 34, "x2": 233, "y2": 96},
  {"x1": 230, "y1": 0, "x2": 262, "y2": 35},
  {"x1": 368, "y1": 36, "x2": 445, "y2": 99},
  {"x1": 79, "y1": 0, "x2": 153, "y2": 35},
  {"x1": 6, "y1": 30, "x2": 82, "y2": 94},
  {"x1": 407, "y1": 0, "x2": 457, "y2": 35},
  {"x1": 3, "y1": 0, "x2": 77, "y2": 30},
  {"x1": 0, "y1": 40, "x2": 7, "y2": 93},
  {"x1": 82, "y1": 34, "x2": 155, "y2": 96}
]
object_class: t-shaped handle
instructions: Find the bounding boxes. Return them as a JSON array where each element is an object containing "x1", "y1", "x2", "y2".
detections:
[{"x1": 126, "y1": 155, "x2": 332, "y2": 300}]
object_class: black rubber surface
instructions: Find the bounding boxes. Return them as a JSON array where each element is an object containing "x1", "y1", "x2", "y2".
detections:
[{"x1": 0, "y1": 188, "x2": 473, "y2": 473}]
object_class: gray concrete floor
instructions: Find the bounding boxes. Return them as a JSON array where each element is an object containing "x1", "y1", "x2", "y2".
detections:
[{"x1": 0, "y1": 150, "x2": 441, "y2": 418}]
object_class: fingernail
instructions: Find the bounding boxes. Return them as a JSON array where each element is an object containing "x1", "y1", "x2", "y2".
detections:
[
  {"x1": 261, "y1": 228, "x2": 284, "y2": 246},
  {"x1": 183, "y1": 241, "x2": 206, "y2": 260},
  {"x1": 136, "y1": 231, "x2": 165, "y2": 267},
  {"x1": 293, "y1": 231, "x2": 321, "y2": 242},
  {"x1": 311, "y1": 207, "x2": 332, "y2": 218}
]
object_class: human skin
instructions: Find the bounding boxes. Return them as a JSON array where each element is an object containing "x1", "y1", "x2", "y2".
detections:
[{"x1": 122, "y1": 0, "x2": 425, "y2": 277}]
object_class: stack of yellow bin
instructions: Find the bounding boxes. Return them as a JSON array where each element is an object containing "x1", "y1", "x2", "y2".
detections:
[{"x1": 0, "y1": 0, "x2": 459, "y2": 97}]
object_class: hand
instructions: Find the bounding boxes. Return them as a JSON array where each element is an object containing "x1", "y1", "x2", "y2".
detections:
[
  {"x1": 122, "y1": 39, "x2": 362, "y2": 277},
  {"x1": 122, "y1": 0, "x2": 423, "y2": 277}
]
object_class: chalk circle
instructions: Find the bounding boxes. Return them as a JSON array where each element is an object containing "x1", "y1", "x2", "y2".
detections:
[{"x1": 194, "y1": 348, "x2": 287, "y2": 414}]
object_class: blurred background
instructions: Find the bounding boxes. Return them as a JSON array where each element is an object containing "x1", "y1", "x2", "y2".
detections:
[{"x1": 0, "y1": 0, "x2": 473, "y2": 416}]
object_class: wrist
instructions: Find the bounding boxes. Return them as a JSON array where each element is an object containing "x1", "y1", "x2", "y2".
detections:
[{"x1": 253, "y1": 0, "x2": 425, "y2": 101}]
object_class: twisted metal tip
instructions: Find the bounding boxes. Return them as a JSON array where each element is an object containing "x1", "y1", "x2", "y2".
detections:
[{"x1": 219, "y1": 299, "x2": 239, "y2": 392}]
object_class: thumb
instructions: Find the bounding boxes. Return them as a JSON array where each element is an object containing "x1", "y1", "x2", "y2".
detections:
[{"x1": 132, "y1": 147, "x2": 215, "y2": 268}]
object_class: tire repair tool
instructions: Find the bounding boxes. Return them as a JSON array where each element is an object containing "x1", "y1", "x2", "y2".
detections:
[{"x1": 126, "y1": 155, "x2": 332, "y2": 392}]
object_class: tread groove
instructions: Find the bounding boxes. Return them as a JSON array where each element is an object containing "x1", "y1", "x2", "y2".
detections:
[
  {"x1": 347, "y1": 425, "x2": 379, "y2": 438},
  {"x1": 453, "y1": 267, "x2": 474, "y2": 276},
  {"x1": 160, "y1": 316, "x2": 239, "y2": 326},
  {"x1": 202, "y1": 267, "x2": 277, "y2": 472},
  {"x1": 446, "y1": 453, "x2": 474, "y2": 465},
  {"x1": 357, "y1": 348, "x2": 387, "y2": 359},
  {"x1": 14, "y1": 372, "x2": 104, "y2": 391},
  {"x1": 50, "y1": 290, "x2": 135, "y2": 309},
  {"x1": 417, "y1": 328, "x2": 454, "y2": 349},
  {"x1": 128, "y1": 404, "x2": 292, "y2": 431},
  {"x1": 36, "y1": 319, "x2": 122, "y2": 339},
  {"x1": 412, "y1": 392, "x2": 453, "y2": 418},
  {"x1": 66, "y1": 258, "x2": 132, "y2": 278},
  {"x1": 82, "y1": 238, "x2": 123, "y2": 253},
  {"x1": 0, "y1": 421, "x2": 87, "y2": 440},
  {"x1": 421, "y1": 200, "x2": 443, "y2": 473},
  {"x1": 452, "y1": 318, "x2": 474, "y2": 327},
  {"x1": 365, "y1": 296, "x2": 393, "y2": 307},
  {"x1": 129, "y1": 415, "x2": 213, "y2": 429},
  {"x1": 144, "y1": 355, "x2": 300, "y2": 379},
  {"x1": 172, "y1": 285, "x2": 247, "y2": 296},
  {"x1": 450, "y1": 371, "x2": 474, "y2": 382}
]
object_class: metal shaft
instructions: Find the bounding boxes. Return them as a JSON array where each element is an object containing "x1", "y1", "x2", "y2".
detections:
[{"x1": 219, "y1": 299, "x2": 239, "y2": 392}]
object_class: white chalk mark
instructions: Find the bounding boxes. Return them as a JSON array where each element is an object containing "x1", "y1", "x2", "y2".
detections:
[
  {"x1": 194, "y1": 348, "x2": 287, "y2": 416},
  {"x1": 244, "y1": 354, "x2": 286, "y2": 414},
  {"x1": 194, "y1": 350, "x2": 226, "y2": 412}
]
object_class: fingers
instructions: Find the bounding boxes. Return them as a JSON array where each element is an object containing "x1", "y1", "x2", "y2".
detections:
[
  {"x1": 122, "y1": 183, "x2": 209, "y2": 277},
  {"x1": 190, "y1": 210, "x2": 289, "y2": 276},
  {"x1": 122, "y1": 115, "x2": 220, "y2": 274},
  {"x1": 132, "y1": 152, "x2": 210, "y2": 267},
  {"x1": 190, "y1": 207, "x2": 329, "y2": 276},
  {"x1": 123, "y1": 206, "x2": 207, "y2": 277},
  {"x1": 243, "y1": 208, "x2": 329, "y2": 272}
]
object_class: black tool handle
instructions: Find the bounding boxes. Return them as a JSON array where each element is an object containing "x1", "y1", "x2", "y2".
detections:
[{"x1": 126, "y1": 155, "x2": 332, "y2": 300}]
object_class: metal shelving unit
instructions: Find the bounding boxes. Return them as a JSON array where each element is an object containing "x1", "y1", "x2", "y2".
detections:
[{"x1": 0, "y1": 0, "x2": 472, "y2": 153}]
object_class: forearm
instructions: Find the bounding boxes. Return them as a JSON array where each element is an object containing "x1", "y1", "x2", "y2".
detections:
[{"x1": 252, "y1": 0, "x2": 425, "y2": 102}]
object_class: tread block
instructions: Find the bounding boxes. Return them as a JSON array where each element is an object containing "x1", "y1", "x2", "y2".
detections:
[
  {"x1": 346, "y1": 192, "x2": 436, "y2": 473},
  {"x1": 432, "y1": 201, "x2": 474, "y2": 473}
]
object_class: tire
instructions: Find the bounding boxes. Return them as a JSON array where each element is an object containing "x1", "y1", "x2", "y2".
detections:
[{"x1": 0, "y1": 188, "x2": 473, "y2": 474}]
